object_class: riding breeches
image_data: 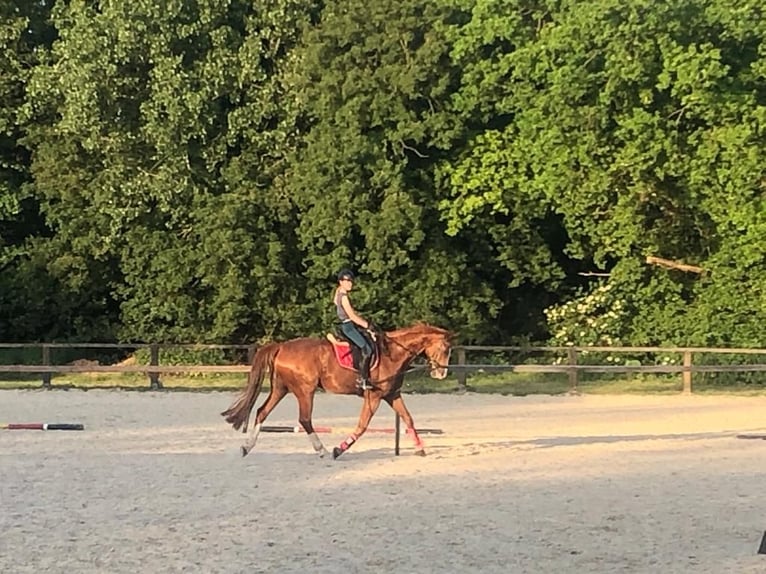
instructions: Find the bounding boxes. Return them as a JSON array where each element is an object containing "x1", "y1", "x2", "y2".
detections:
[{"x1": 339, "y1": 322, "x2": 373, "y2": 356}]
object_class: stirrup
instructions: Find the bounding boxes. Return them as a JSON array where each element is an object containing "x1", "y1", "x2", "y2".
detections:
[{"x1": 357, "y1": 377, "x2": 371, "y2": 390}]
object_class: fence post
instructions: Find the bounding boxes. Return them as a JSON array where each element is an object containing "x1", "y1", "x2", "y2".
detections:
[
  {"x1": 394, "y1": 413, "x2": 401, "y2": 456},
  {"x1": 682, "y1": 351, "x2": 692, "y2": 394},
  {"x1": 41, "y1": 344, "x2": 51, "y2": 389},
  {"x1": 567, "y1": 347, "x2": 578, "y2": 392},
  {"x1": 149, "y1": 344, "x2": 162, "y2": 390},
  {"x1": 456, "y1": 347, "x2": 467, "y2": 391}
]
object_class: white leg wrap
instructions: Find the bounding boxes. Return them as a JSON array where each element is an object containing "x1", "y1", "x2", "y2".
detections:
[
  {"x1": 308, "y1": 432, "x2": 328, "y2": 457},
  {"x1": 244, "y1": 422, "x2": 262, "y2": 451}
]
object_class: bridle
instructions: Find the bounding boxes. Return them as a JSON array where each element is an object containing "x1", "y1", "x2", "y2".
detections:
[{"x1": 364, "y1": 333, "x2": 450, "y2": 387}]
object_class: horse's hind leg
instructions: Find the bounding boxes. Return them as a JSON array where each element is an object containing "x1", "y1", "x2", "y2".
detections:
[
  {"x1": 385, "y1": 391, "x2": 426, "y2": 456},
  {"x1": 295, "y1": 390, "x2": 329, "y2": 458},
  {"x1": 241, "y1": 381, "x2": 288, "y2": 457}
]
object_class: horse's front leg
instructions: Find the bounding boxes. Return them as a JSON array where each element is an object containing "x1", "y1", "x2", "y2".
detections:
[
  {"x1": 385, "y1": 392, "x2": 426, "y2": 456},
  {"x1": 332, "y1": 391, "x2": 382, "y2": 459}
]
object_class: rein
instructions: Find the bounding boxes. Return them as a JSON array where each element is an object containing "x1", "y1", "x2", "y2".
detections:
[
  {"x1": 365, "y1": 333, "x2": 446, "y2": 388},
  {"x1": 386, "y1": 334, "x2": 449, "y2": 370}
]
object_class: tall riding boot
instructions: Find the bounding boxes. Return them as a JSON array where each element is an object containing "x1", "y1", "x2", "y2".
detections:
[{"x1": 358, "y1": 351, "x2": 372, "y2": 390}]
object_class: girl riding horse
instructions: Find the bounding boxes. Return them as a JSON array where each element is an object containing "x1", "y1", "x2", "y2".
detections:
[{"x1": 221, "y1": 322, "x2": 453, "y2": 459}]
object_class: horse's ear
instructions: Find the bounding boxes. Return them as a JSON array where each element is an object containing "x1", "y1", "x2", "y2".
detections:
[{"x1": 448, "y1": 330, "x2": 459, "y2": 342}]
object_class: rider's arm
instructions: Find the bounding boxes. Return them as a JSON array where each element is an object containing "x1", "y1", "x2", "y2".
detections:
[{"x1": 340, "y1": 295, "x2": 369, "y2": 329}]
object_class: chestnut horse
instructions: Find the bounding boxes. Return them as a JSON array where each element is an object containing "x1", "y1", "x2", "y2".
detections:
[{"x1": 221, "y1": 322, "x2": 453, "y2": 459}]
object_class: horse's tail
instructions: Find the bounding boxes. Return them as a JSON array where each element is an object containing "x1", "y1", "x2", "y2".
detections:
[{"x1": 221, "y1": 342, "x2": 280, "y2": 433}]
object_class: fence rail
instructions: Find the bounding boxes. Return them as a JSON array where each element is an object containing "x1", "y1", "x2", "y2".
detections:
[
  {"x1": 1, "y1": 343, "x2": 765, "y2": 393},
  {"x1": 450, "y1": 345, "x2": 766, "y2": 393}
]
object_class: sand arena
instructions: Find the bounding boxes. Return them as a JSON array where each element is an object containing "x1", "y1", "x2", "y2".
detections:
[{"x1": 2, "y1": 390, "x2": 766, "y2": 573}]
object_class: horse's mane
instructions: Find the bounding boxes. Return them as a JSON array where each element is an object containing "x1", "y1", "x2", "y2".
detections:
[{"x1": 386, "y1": 322, "x2": 453, "y2": 339}]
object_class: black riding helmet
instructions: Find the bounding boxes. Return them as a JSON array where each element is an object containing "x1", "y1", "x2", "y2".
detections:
[{"x1": 337, "y1": 269, "x2": 355, "y2": 282}]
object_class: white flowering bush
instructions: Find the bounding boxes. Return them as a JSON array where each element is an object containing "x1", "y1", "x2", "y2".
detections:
[
  {"x1": 544, "y1": 283, "x2": 627, "y2": 348},
  {"x1": 544, "y1": 282, "x2": 684, "y2": 370}
]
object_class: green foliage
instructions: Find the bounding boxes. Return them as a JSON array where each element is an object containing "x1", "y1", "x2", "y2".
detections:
[
  {"x1": 0, "y1": 0, "x2": 51, "y2": 228},
  {"x1": 17, "y1": 0, "x2": 317, "y2": 343},
  {"x1": 0, "y1": 0, "x2": 764, "y2": 351},
  {"x1": 281, "y1": 0, "x2": 507, "y2": 340},
  {"x1": 132, "y1": 346, "x2": 243, "y2": 366},
  {"x1": 444, "y1": 0, "x2": 766, "y2": 347}
]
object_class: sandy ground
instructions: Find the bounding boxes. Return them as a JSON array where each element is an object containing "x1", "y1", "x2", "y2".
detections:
[{"x1": 1, "y1": 390, "x2": 766, "y2": 574}]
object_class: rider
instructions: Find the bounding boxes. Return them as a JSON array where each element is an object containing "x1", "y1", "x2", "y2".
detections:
[{"x1": 334, "y1": 269, "x2": 374, "y2": 390}]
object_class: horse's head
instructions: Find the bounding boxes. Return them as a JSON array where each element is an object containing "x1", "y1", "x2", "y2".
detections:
[
  {"x1": 421, "y1": 328, "x2": 454, "y2": 380},
  {"x1": 385, "y1": 322, "x2": 455, "y2": 379}
]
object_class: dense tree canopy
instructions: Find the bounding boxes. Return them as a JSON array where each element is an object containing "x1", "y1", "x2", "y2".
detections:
[{"x1": 0, "y1": 0, "x2": 763, "y2": 346}]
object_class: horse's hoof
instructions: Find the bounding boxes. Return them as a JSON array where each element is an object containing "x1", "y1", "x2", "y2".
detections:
[
  {"x1": 317, "y1": 448, "x2": 329, "y2": 458},
  {"x1": 332, "y1": 447, "x2": 343, "y2": 459},
  {"x1": 414, "y1": 449, "x2": 426, "y2": 457},
  {"x1": 241, "y1": 446, "x2": 249, "y2": 457}
]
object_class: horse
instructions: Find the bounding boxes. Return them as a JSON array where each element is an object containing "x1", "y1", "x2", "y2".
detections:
[{"x1": 221, "y1": 322, "x2": 454, "y2": 459}]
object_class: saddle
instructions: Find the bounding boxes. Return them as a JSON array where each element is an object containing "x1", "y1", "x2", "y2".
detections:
[{"x1": 326, "y1": 332, "x2": 379, "y2": 372}]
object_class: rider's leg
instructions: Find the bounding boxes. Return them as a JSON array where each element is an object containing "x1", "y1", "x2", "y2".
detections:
[
  {"x1": 358, "y1": 346, "x2": 372, "y2": 389},
  {"x1": 356, "y1": 327, "x2": 376, "y2": 389},
  {"x1": 340, "y1": 322, "x2": 372, "y2": 388}
]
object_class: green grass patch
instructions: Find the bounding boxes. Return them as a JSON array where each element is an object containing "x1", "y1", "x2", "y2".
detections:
[
  {"x1": 576, "y1": 376, "x2": 683, "y2": 395},
  {"x1": 0, "y1": 373, "x2": 249, "y2": 391}
]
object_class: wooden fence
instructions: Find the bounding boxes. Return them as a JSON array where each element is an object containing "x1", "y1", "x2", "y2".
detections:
[
  {"x1": 1, "y1": 343, "x2": 765, "y2": 393},
  {"x1": 0, "y1": 343, "x2": 254, "y2": 390},
  {"x1": 450, "y1": 345, "x2": 766, "y2": 393}
]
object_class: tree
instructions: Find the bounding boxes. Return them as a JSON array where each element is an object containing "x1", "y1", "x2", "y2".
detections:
[
  {"x1": 440, "y1": 0, "x2": 766, "y2": 346},
  {"x1": 22, "y1": 0, "x2": 317, "y2": 342},
  {"x1": 281, "y1": 0, "x2": 520, "y2": 341},
  {"x1": 0, "y1": 0, "x2": 67, "y2": 340}
]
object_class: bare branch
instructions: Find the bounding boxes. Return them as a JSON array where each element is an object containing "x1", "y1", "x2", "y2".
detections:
[
  {"x1": 400, "y1": 140, "x2": 428, "y2": 158},
  {"x1": 646, "y1": 256, "x2": 704, "y2": 274}
]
